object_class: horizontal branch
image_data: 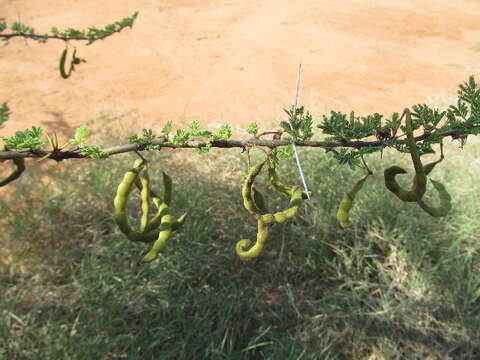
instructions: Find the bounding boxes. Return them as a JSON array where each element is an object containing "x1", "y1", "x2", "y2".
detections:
[
  {"x1": 0, "y1": 32, "x2": 118, "y2": 43},
  {"x1": 0, "y1": 127, "x2": 466, "y2": 161},
  {"x1": 0, "y1": 11, "x2": 138, "y2": 44}
]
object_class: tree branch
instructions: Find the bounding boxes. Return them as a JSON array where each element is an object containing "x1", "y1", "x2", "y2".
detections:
[{"x1": 0, "y1": 127, "x2": 470, "y2": 161}]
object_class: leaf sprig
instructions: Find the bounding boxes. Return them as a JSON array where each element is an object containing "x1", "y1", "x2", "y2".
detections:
[
  {"x1": 0, "y1": 12, "x2": 138, "y2": 44},
  {"x1": 3, "y1": 126, "x2": 45, "y2": 149},
  {"x1": 280, "y1": 106, "x2": 314, "y2": 141},
  {"x1": 168, "y1": 121, "x2": 232, "y2": 153}
]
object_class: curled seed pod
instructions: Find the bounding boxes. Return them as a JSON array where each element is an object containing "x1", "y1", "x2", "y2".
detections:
[
  {"x1": 336, "y1": 173, "x2": 370, "y2": 229},
  {"x1": 252, "y1": 185, "x2": 268, "y2": 214},
  {"x1": 112, "y1": 161, "x2": 162, "y2": 243},
  {"x1": 59, "y1": 48, "x2": 70, "y2": 78},
  {"x1": 417, "y1": 179, "x2": 452, "y2": 217},
  {"x1": 423, "y1": 157, "x2": 443, "y2": 176},
  {"x1": 236, "y1": 220, "x2": 269, "y2": 261},
  {"x1": 259, "y1": 187, "x2": 303, "y2": 224},
  {"x1": 59, "y1": 47, "x2": 85, "y2": 79},
  {"x1": 238, "y1": 154, "x2": 304, "y2": 261},
  {"x1": 140, "y1": 214, "x2": 173, "y2": 263},
  {"x1": 59, "y1": 48, "x2": 76, "y2": 79},
  {"x1": 139, "y1": 164, "x2": 151, "y2": 232},
  {"x1": 114, "y1": 160, "x2": 187, "y2": 258},
  {"x1": 0, "y1": 157, "x2": 25, "y2": 187},
  {"x1": 113, "y1": 159, "x2": 146, "y2": 236},
  {"x1": 242, "y1": 158, "x2": 268, "y2": 215},
  {"x1": 268, "y1": 162, "x2": 292, "y2": 197},
  {"x1": 268, "y1": 162, "x2": 309, "y2": 199},
  {"x1": 145, "y1": 197, "x2": 168, "y2": 233},
  {"x1": 384, "y1": 109, "x2": 426, "y2": 202}
]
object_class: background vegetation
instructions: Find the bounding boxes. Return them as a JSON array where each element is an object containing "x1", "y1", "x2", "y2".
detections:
[{"x1": 1, "y1": 117, "x2": 479, "y2": 360}]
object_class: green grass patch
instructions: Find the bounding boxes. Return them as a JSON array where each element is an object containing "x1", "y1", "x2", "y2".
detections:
[{"x1": 1, "y1": 130, "x2": 480, "y2": 359}]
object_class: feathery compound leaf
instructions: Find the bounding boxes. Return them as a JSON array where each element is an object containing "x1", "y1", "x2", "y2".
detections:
[
  {"x1": 246, "y1": 122, "x2": 259, "y2": 135},
  {"x1": 69, "y1": 125, "x2": 89, "y2": 145},
  {"x1": 3, "y1": 126, "x2": 45, "y2": 149},
  {"x1": 161, "y1": 121, "x2": 172, "y2": 138},
  {"x1": 214, "y1": 124, "x2": 232, "y2": 140},
  {"x1": 80, "y1": 146, "x2": 109, "y2": 159}
]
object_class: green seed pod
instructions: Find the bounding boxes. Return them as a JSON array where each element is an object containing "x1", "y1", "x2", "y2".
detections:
[
  {"x1": 259, "y1": 187, "x2": 303, "y2": 224},
  {"x1": 336, "y1": 173, "x2": 370, "y2": 228},
  {"x1": 423, "y1": 155, "x2": 443, "y2": 177},
  {"x1": 171, "y1": 213, "x2": 188, "y2": 231},
  {"x1": 236, "y1": 220, "x2": 269, "y2": 261},
  {"x1": 113, "y1": 159, "x2": 145, "y2": 236},
  {"x1": 139, "y1": 164, "x2": 151, "y2": 232},
  {"x1": 268, "y1": 163, "x2": 292, "y2": 197},
  {"x1": 59, "y1": 47, "x2": 85, "y2": 79},
  {"x1": 0, "y1": 157, "x2": 25, "y2": 187},
  {"x1": 268, "y1": 162, "x2": 309, "y2": 199},
  {"x1": 242, "y1": 158, "x2": 268, "y2": 215},
  {"x1": 145, "y1": 198, "x2": 168, "y2": 233},
  {"x1": 59, "y1": 48, "x2": 70, "y2": 78},
  {"x1": 383, "y1": 109, "x2": 426, "y2": 202},
  {"x1": 417, "y1": 179, "x2": 452, "y2": 217},
  {"x1": 114, "y1": 159, "x2": 188, "y2": 252},
  {"x1": 140, "y1": 214, "x2": 173, "y2": 263},
  {"x1": 59, "y1": 48, "x2": 77, "y2": 79},
  {"x1": 252, "y1": 185, "x2": 268, "y2": 214},
  {"x1": 238, "y1": 154, "x2": 304, "y2": 261}
]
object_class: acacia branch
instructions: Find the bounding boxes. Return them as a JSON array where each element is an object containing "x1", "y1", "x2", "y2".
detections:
[
  {"x1": 0, "y1": 31, "x2": 123, "y2": 43},
  {"x1": 0, "y1": 127, "x2": 469, "y2": 161}
]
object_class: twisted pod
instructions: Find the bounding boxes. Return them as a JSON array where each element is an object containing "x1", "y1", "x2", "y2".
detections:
[
  {"x1": 0, "y1": 157, "x2": 25, "y2": 187},
  {"x1": 416, "y1": 145, "x2": 452, "y2": 217},
  {"x1": 336, "y1": 156, "x2": 373, "y2": 229},
  {"x1": 417, "y1": 179, "x2": 452, "y2": 217},
  {"x1": 384, "y1": 109, "x2": 427, "y2": 202},
  {"x1": 336, "y1": 172, "x2": 371, "y2": 229},
  {"x1": 59, "y1": 47, "x2": 85, "y2": 79},
  {"x1": 268, "y1": 160, "x2": 310, "y2": 200},
  {"x1": 236, "y1": 156, "x2": 304, "y2": 260},
  {"x1": 113, "y1": 159, "x2": 187, "y2": 262}
]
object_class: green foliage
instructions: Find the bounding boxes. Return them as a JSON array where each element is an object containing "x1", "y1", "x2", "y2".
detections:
[
  {"x1": 318, "y1": 110, "x2": 383, "y2": 140},
  {"x1": 2, "y1": 126, "x2": 45, "y2": 149},
  {"x1": 0, "y1": 12, "x2": 138, "y2": 44},
  {"x1": 169, "y1": 121, "x2": 232, "y2": 153},
  {"x1": 331, "y1": 148, "x2": 361, "y2": 168},
  {"x1": 280, "y1": 105, "x2": 313, "y2": 141},
  {"x1": 443, "y1": 76, "x2": 480, "y2": 136},
  {"x1": 0, "y1": 19, "x2": 6, "y2": 33},
  {"x1": 10, "y1": 21, "x2": 35, "y2": 35},
  {"x1": 411, "y1": 104, "x2": 446, "y2": 132},
  {"x1": 160, "y1": 121, "x2": 172, "y2": 139},
  {"x1": 128, "y1": 128, "x2": 156, "y2": 143},
  {"x1": 69, "y1": 125, "x2": 90, "y2": 146},
  {"x1": 247, "y1": 122, "x2": 259, "y2": 136},
  {"x1": 79, "y1": 146, "x2": 109, "y2": 159}
]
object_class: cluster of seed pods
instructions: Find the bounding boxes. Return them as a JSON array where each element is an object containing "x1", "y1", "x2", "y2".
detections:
[
  {"x1": 113, "y1": 158, "x2": 187, "y2": 264},
  {"x1": 236, "y1": 154, "x2": 307, "y2": 260}
]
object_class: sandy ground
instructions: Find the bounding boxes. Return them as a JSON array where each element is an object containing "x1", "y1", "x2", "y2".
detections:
[{"x1": 1, "y1": 0, "x2": 480, "y2": 138}]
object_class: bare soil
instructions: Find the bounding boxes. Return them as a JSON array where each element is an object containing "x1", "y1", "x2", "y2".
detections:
[{"x1": 1, "y1": 0, "x2": 480, "y2": 137}]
